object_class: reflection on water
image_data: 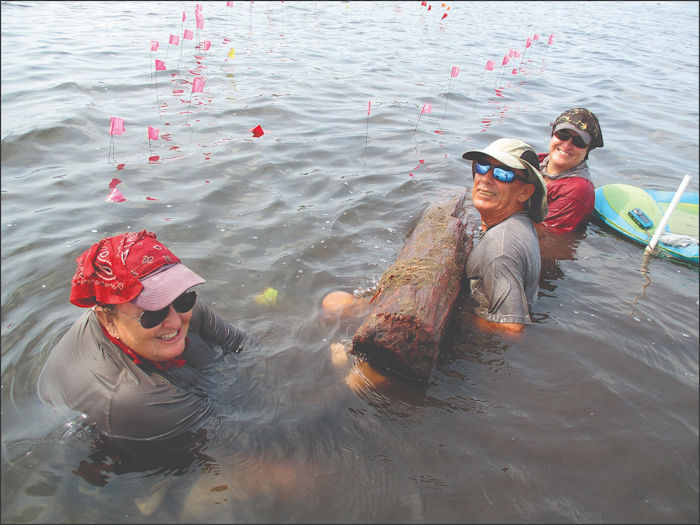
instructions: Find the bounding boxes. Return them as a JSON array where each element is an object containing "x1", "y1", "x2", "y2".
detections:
[{"x1": 537, "y1": 226, "x2": 587, "y2": 294}]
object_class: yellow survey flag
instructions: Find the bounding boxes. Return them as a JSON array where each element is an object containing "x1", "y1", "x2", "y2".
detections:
[{"x1": 254, "y1": 287, "x2": 278, "y2": 306}]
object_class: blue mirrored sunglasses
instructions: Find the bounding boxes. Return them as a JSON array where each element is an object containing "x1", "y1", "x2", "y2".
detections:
[{"x1": 474, "y1": 162, "x2": 527, "y2": 183}]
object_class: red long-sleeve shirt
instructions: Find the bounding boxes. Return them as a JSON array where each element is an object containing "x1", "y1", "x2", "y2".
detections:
[
  {"x1": 538, "y1": 153, "x2": 595, "y2": 233},
  {"x1": 541, "y1": 175, "x2": 595, "y2": 233}
]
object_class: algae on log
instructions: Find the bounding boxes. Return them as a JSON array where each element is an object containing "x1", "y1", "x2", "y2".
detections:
[{"x1": 351, "y1": 190, "x2": 471, "y2": 381}]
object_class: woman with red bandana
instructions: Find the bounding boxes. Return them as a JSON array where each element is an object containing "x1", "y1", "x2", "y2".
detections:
[
  {"x1": 538, "y1": 107, "x2": 604, "y2": 233},
  {"x1": 38, "y1": 230, "x2": 246, "y2": 445}
]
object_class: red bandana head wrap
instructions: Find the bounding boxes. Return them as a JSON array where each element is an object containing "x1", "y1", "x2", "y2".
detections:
[{"x1": 70, "y1": 230, "x2": 180, "y2": 308}]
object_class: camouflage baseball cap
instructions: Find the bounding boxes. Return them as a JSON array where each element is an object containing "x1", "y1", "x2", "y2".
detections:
[{"x1": 552, "y1": 108, "x2": 604, "y2": 151}]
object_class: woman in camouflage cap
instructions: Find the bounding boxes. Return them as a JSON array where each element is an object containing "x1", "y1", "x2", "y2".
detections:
[{"x1": 538, "y1": 107, "x2": 604, "y2": 233}]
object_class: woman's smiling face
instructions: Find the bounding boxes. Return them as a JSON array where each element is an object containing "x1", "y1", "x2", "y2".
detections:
[
  {"x1": 100, "y1": 301, "x2": 192, "y2": 362},
  {"x1": 546, "y1": 130, "x2": 588, "y2": 175}
]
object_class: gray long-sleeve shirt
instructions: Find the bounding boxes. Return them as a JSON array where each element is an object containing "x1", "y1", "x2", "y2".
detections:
[
  {"x1": 38, "y1": 301, "x2": 245, "y2": 443},
  {"x1": 466, "y1": 212, "x2": 541, "y2": 325}
]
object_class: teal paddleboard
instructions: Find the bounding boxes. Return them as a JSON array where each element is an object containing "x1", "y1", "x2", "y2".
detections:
[{"x1": 594, "y1": 183, "x2": 699, "y2": 264}]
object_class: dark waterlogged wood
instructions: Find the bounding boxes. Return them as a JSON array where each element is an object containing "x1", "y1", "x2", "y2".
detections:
[{"x1": 351, "y1": 189, "x2": 471, "y2": 381}]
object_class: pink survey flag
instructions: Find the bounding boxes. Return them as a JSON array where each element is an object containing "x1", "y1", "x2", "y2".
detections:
[
  {"x1": 525, "y1": 37, "x2": 532, "y2": 48},
  {"x1": 109, "y1": 117, "x2": 125, "y2": 135},
  {"x1": 513, "y1": 50, "x2": 521, "y2": 58},
  {"x1": 420, "y1": 103, "x2": 432, "y2": 115},
  {"x1": 533, "y1": 34, "x2": 540, "y2": 41},
  {"x1": 192, "y1": 77, "x2": 205, "y2": 93},
  {"x1": 509, "y1": 48, "x2": 515, "y2": 57},
  {"x1": 182, "y1": 11, "x2": 186, "y2": 22},
  {"x1": 105, "y1": 187, "x2": 126, "y2": 202},
  {"x1": 485, "y1": 59, "x2": 495, "y2": 71},
  {"x1": 196, "y1": 13, "x2": 204, "y2": 29},
  {"x1": 502, "y1": 55, "x2": 510, "y2": 66},
  {"x1": 169, "y1": 34, "x2": 179, "y2": 46},
  {"x1": 227, "y1": 1, "x2": 233, "y2": 5},
  {"x1": 195, "y1": 4, "x2": 202, "y2": 12},
  {"x1": 155, "y1": 59, "x2": 166, "y2": 71},
  {"x1": 450, "y1": 66, "x2": 459, "y2": 77},
  {"x1": 367, "y1": 100, "x2": 371, "y2": 115},
  {"x1": 250, "y1": 124, "x2": 264, "y2": 137},
  {"x1": 203, "y1": 40, "x2": 211, "y2": 51},
  {"x1": 150, "y1": 40, "x2": 159, "y2": 51},
  {"x1": 548, "y1": 33, "x2": 554, "y2": 45},
  {"x1": 184, "y1": 29, "x2": 194, "y2": 40},
  {"x1": 441, "y1": 13, "x2": 447, "y2": 20},
  {"x1": 511, "y1": 68, "x2": 517, "y2": 75},
  {"x1": 148, "y1": 126, "x2": 159, "y2": 140}
]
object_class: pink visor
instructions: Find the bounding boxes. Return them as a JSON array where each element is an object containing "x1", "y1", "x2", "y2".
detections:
[{"x1": 132, "y1": 263, "x2": 205, "y2": 311}]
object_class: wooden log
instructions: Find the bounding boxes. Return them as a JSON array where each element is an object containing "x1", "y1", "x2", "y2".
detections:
[{"x1": 351, "y1": 189, "x2": 471, "y2": 381}]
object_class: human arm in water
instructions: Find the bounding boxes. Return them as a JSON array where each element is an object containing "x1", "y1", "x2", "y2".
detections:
[
  {"x1": 188, "y1": 300, "x2": 246, "y2": 354},
  {"x1": 468, "y1": 312, "x2": 526, "y2": 340},
  {"x1": 322, "y1": 291, "x2": 393, "y2": 390}
]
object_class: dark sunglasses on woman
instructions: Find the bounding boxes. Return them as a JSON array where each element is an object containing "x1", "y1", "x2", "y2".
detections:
[
  {"x1": 553, "y1": 129, "x2": 588, "y2": 149},
  {"x1": 136, "y1": 290, "x2": 197, "y2": 329},
  {"x1": 114, "y1": 290, "x2": 197, "y2": 329}
]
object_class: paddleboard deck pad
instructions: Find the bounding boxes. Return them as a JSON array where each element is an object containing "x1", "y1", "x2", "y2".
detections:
[{"x1": 594, "y1": 183, "x2": 698, "y2": 264}]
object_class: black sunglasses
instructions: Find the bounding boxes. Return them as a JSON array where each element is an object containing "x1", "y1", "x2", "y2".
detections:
[
  {"x1": 553, "y1": 129, "x2": 588, "y2": 149},
  {"x1": 126, "y1": 290, "x2": 197, "y2": 329}
]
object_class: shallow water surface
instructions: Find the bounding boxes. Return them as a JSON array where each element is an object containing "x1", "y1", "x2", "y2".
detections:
[{"x1": 1, "y1": 1, "x2": 698, "y2": 523}]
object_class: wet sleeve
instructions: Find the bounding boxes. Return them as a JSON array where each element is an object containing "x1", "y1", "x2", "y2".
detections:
[
  {"x1": 189, "y1": 301, "x2": 246, "y2": 354},
  {"x1": 476, "y1": 255, "x2": 532, "y2": 325}
]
